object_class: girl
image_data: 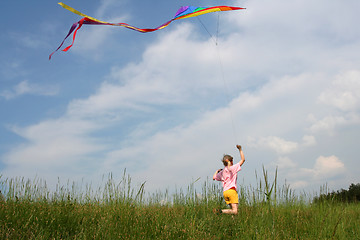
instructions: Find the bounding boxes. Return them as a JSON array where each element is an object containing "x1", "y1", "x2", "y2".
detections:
[{"x1": 213, "y1": 145, "x2": 245, "y2": 214}]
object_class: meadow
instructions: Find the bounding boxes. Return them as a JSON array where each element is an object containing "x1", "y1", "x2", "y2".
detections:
[{"x1": 0, "y1": 170, "x2": 359, "y2": 239}]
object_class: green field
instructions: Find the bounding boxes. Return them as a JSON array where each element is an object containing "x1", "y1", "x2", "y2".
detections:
[{"x1": 1, "y1": 172, "x2": 359, "y2": 239}]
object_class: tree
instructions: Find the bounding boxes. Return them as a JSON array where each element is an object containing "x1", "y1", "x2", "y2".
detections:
[{"x1": 313, "y1": 183, "x2": 360, "y2": 203}]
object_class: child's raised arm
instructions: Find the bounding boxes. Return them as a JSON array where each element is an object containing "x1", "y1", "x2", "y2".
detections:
[{"x1": 236, "y1": 145, "x2": 246, "y2": 166}]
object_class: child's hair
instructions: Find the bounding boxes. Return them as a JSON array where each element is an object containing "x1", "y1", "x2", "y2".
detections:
[{"x1": 222, "y1": 154, "x2": 233, "y2": 166}]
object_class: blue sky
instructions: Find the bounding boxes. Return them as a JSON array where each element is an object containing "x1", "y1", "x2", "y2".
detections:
[{"x1": 1, "y1": 0, "x2": 360, "y2": 194}]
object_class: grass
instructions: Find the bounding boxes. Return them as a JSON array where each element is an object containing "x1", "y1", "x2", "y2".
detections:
[{"x1": 0, "y1": 170, "x2": 359, "y2": 239}]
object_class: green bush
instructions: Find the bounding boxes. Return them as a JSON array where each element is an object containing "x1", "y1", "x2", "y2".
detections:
[{"x1": 313, "y1": 183, "x2": 360, "y2": 203}]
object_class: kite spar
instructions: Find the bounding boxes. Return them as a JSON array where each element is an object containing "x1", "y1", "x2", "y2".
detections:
[{"x1": 49, "y1": 3, "x2": 245, "y2": 59}]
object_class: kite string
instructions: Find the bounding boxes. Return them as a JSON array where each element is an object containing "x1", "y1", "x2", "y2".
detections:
[
  {"x1": 216, "y1": 12, "x2": 220, "y2": 45},
  {"x1": 196, "y1": 17, "x2": 217, "y2": 45},
  {"x1": 197, "y1": 15, "x2": 239, "y2": 144},
  {"x1": 215, "y1": 46, "x2": 239, "y2": 144}
]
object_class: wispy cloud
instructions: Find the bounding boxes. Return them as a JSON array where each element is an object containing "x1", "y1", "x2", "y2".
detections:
[
  {"x1": 249, "y1": 136, "x2": 299, "y2": 155},
  {"x1": 318, "y1": 71, "x2": 360, "y2": 112},
  {"x1": 276, "y1": 155, "x2": 347, "y2": 189},
  {"x1": 0, "y1": 80, "x2": 59, "y2": 100},
  {"x1": 308, "y1": 71, "x2": 360, "y2": 134}
]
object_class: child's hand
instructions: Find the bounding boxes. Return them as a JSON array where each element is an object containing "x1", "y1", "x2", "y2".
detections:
[{"x1": 236, "y1": 145, "x2": 242, "y2": 150}]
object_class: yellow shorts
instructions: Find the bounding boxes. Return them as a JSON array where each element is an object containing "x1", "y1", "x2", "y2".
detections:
[{"x1": 223, "y1": 188, "x2": 239, "y2": 205}]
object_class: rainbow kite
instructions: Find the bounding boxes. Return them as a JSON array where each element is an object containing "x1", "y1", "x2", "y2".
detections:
[{"x1": 49, "y1": 3, "x2": 245, "y2": 59}]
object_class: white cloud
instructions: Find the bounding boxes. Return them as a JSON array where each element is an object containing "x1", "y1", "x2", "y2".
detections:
[
  {"x1": 306, "y1": 70, "x2": 360, "y2": 134},
  {"x1": 318, "y1": 71, "x2": 360, "y2": 112},
  {"x1": 250, "y1": 136, "x2": 299, "y2": 155},
  {"x1": 301, "y1": 135, "x2": 316, "y2": 147},
  {"x1": 275, "y1": 156, "x2": 297, "y2": 169},
  {"x1": 66, "y1": 23, "x2": 230, "y2": 120},
  {"x1": 248, "y1": 135, "x2": 315, "y2": 157},
  {"x1": 0, "y1": 80, "x2": 59, "y2": 100},
  {"x1": 297, "y1": 155, "x2": 346, "y2": 182},
  {"x1": 275, "y1": 155, "x2": 347, "y2": 190},
  {"x1": 313, "y1": 155, "x2": 345, "y2": 179},
  {"x1": 0, "y1": 61, "x2": 26, "y2": 80},
  {"x1": 4, "y1": 118, "x2": 104, "y2": 166},
  {"x1": 309, "y1": 114, "x2": 360, "y2": 134},
  {"x1": 96, "y1": 0, "x2": 126, "y2": 17}
]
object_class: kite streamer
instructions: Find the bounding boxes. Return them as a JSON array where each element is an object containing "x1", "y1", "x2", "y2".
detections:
[{"x1": 49, "y1": 3, "x2": 245, "y2": 59}]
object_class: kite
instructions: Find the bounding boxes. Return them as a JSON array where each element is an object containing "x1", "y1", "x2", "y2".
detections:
[{"x1": 49, "y1": 3, "x2": 245, "y2": 59}]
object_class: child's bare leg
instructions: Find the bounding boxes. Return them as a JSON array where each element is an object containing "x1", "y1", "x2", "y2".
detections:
[{"x1": 222, "y1": 203, "x2": 238, "y2": 214}]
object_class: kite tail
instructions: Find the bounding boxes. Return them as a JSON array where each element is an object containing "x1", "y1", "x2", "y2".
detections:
[
  {"x1": 62, "y1": 18, "x2": 85, "y2": 52},
  {"x1": 50, "y1": 3, "x2": 245, "y2": 59},
  {"x1": 49, "y1": 18, "x2": 85, "y2": 60}
]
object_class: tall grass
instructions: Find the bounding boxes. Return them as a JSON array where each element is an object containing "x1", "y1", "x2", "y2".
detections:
[{"x1": 0, "y1": 169, "x2": 359, "y2": 239}]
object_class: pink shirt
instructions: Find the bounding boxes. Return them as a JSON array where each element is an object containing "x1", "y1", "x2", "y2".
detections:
[{"x1": 214, "y1": 162, "x2": 241, "y2": 192}]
